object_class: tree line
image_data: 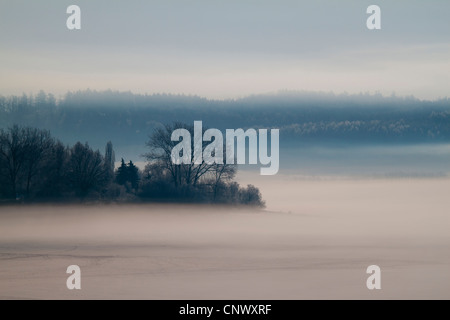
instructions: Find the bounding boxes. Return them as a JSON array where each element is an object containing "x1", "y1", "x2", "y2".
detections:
[
  {"x1": 1, "y1": 90, "x2": 450, "y2": 150},
  {"x1": 0, "y1": 124, "x2": 265, "y2": 207}
]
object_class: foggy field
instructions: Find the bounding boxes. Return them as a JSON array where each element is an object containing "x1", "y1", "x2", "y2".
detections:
[{"x1": 1, "y1": 176, "x2": 449, "y2": 299}]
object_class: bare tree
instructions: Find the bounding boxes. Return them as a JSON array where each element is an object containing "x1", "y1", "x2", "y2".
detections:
[
  {"x1": 0, "y1": 125, "x2": 28, "y2": 198},
  {"x1": 144, "y1": 122, "x2": 236, "y2": 192},
  {"x1": 0, "y1": 126, "x2": 55, "y2": 198},
  {"x1": 23, "y1": 128, "x2": 54, "y2": 197},
  {"x1": 209, "y1": 161, "x2": 236, "y2": 201},
  {"x1": 39, "y1": 140, "x2": 68, "y2": 198},
  {"x1": 66, "y1": 142, "x2": 108, "y2": 198},
  {"x1": 144, "y1": 123, "x2": 188, "y2": 188}
]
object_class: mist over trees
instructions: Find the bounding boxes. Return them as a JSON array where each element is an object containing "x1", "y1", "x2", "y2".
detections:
[
  {"x1": 1, "y1": 89, "x2": 449, "y2": 203},
  {"x1": 1, "y1": 90, "x2": 450, "y2": 154},
  {"x1": 0, "y1": 124, "x2": 264, "y2": 207}
]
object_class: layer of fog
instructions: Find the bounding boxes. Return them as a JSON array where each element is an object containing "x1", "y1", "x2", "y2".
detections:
[
  {"x1": 124, "y1": 143, "x2": 450, "y2": 178},
  {"x1": 1, "y1": 175, "x2": 449, "y2": 299}
]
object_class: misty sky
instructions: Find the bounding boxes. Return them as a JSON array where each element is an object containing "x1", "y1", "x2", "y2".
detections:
[{"x1": 0, "y1": 0, "x2": 449, "y2": 100}]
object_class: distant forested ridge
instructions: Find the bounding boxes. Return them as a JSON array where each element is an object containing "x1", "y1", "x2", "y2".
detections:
[{"x1": 1, "y1": 90, "x2": 450, "y2": 151}]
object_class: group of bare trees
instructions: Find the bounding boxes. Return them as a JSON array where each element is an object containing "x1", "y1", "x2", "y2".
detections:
[
  {"x1": 66, "y1": 142, "x2": 110, "y2": 198},
  {"x1": 0, "y1": 126, "x2": 111, "y2": 200},
  {"x1": 0, "y1": 126, "x2": 55, "y2": 199},
  {"x1": 0, "y1": 123, "x2": 265, "y2": 206},
  {"x1": 144, "y1": 123, "x2": 235, "y2": 192},
  {"x1": 142, "y1": 123, "x2": 264, "y2": 206}
]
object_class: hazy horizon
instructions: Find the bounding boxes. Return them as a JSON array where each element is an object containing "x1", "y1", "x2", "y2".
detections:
[
  {"x1": 1, "y1": 0, "x2": 449, "y2": 100},
  {"x1": 1, "y1": 88, "x2": 449, "y2": 103},
  {"x1": 2, "y1": 88, "x2": 449, "y2": 104}
]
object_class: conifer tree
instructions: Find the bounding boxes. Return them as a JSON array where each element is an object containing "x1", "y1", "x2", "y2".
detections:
[
  {"x1": 127, "y1": 160, "x2": 140, "y2": 189},
  {"x1": 115, "y1": 158, "x2": 128, "y2": 186}
]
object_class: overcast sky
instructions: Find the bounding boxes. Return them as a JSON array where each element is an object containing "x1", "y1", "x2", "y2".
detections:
[{"x1": 0, "y1": 0, "x2": 449, "y2": 100}]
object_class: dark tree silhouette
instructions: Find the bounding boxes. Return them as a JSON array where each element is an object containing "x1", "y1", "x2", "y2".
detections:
[
  {"x1": 116, "y1": 159, "x2": 140, "y2": 191},
  {"x1": 144, "y1": 122, "x2": 236, "y2": 189},
  {"x1": 141, "y1": 122, "x2": 266, "y2": 207},
  {"x1": 0, "y1": 123, "x2": 264, "y2": 207},
  {"x1": 105, "y1": 142, "x2": 115, "y2": 164},
  {"x1": 239, "y1": 184, "x2": 265, "y2": 207},
  {"x1": 66, "y1": 142, "x2": 108, "y2": 198},
  {"x1": 23, "y1": 128, "x2": 54, "y2": 197},
  {"x1": 209, "y1": 151, "x2": 236, "y2": 201},
  {"x1": 104, "y1": 141, "x2": 115, "y2": 181},
  {"x1": 127, "y1": 160, "x2": 140, "y2": 190},
  {"x1": 0, "y1": 126, "x2": 55, "y2": 199},
  {"x1": 38, "y1": 140, "x2": 68, "y2": 198},
  {"x1": 0, "y1": 125, "x2": 29, "y2": 198},
  {"x1": 116, "y1": 158, "x2": 128, "y2": 186}
]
